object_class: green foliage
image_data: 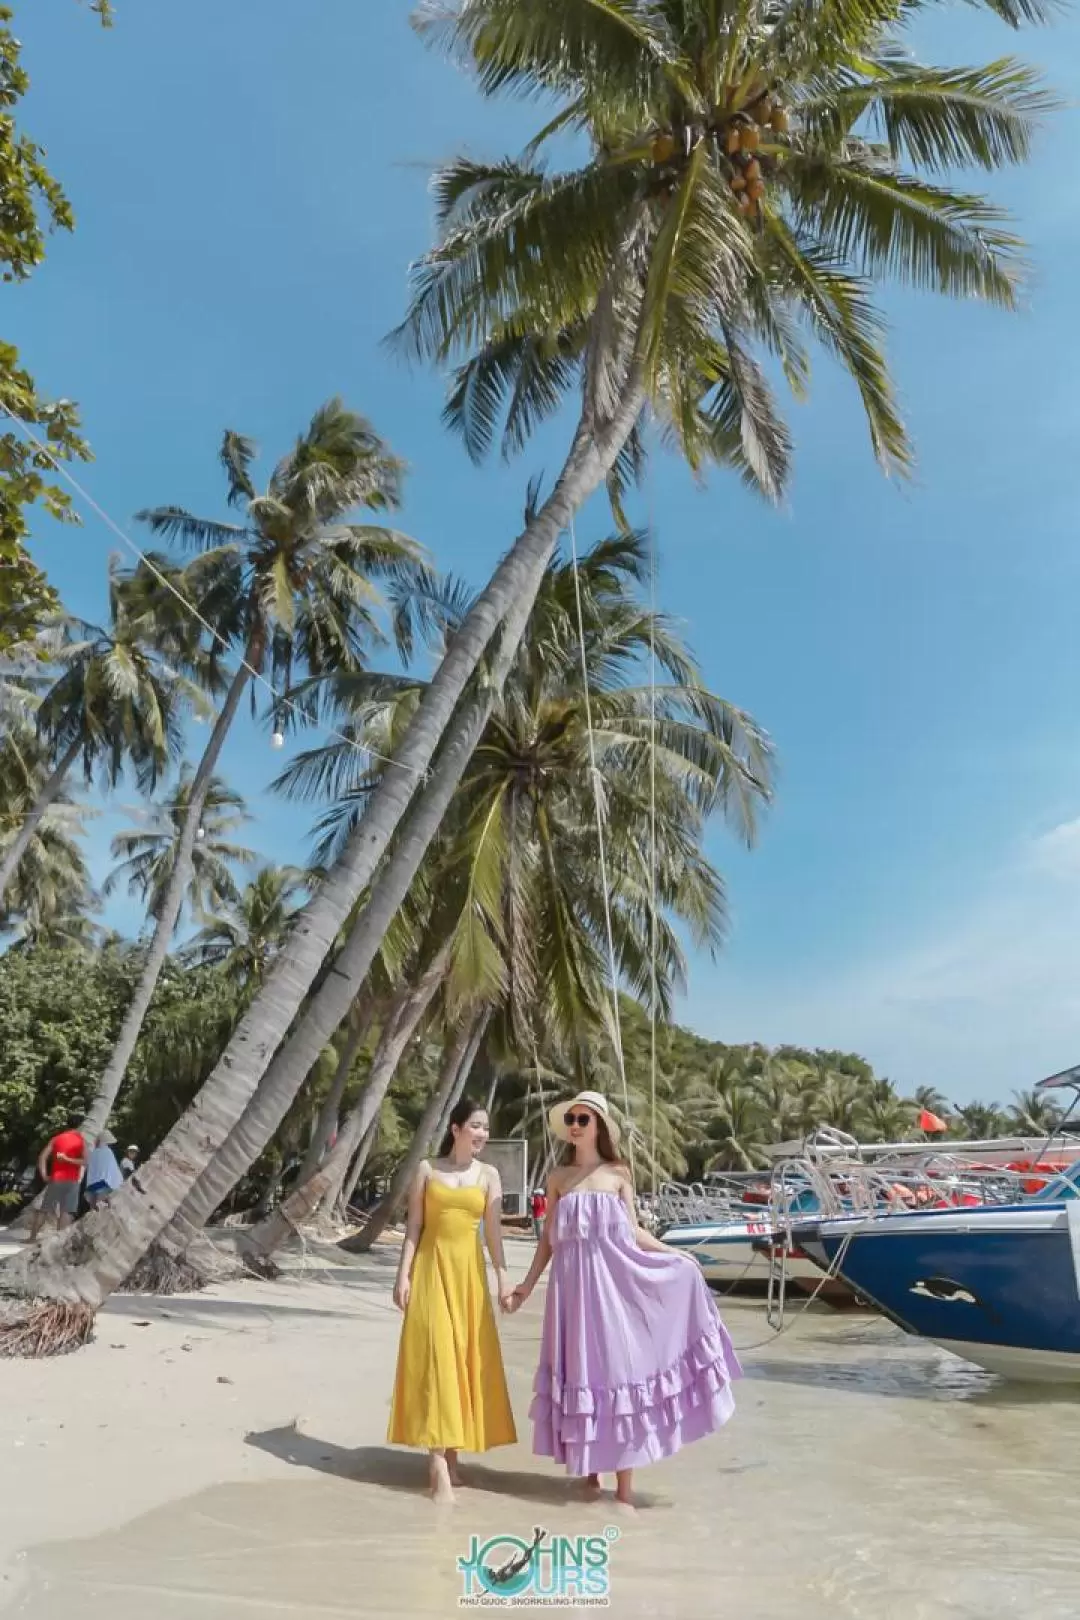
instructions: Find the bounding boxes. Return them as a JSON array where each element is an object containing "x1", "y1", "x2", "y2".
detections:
[
  {"x1": 34, "y1": 579, "x2": 199, "y2": 795},
  {"x1": 490, "y1": 997, "x2": 922, "y2": 1183},
  {"x1": 0, "y1": 7, "x2": 103, "y2": 649},
  {"x1": 117, "y1": 961, "x2": 247, "y2": 1150},
  {"x1": 0, "y1": 944, "x2": 243, "y2": 1169},
  {"x1": 0, "y1": 707, "x2": 98, "y2": 944},
  {"x1": 182, "y1": 864, "x2": 306, "y2": 987},
  {"x1": 407, "y1": 0, "x2": 1053, "y2": 506},
  {"x1": 0, "y1": 944, "x2": 138, "y2": 1167}
]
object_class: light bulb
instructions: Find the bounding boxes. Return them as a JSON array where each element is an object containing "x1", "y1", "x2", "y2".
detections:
[{"x1": 271, "y1": 730, "x2": 285, "y2": 749}]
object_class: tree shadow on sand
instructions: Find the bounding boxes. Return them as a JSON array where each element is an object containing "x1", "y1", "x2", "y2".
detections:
[{"x1": 245, "y1": 1424, "x2": 662, "y2": 1508}]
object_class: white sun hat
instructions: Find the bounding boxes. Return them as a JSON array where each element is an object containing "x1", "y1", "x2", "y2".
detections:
[{"x1": 549, "y1": 1089, "x2": 622, "y2": 1148}]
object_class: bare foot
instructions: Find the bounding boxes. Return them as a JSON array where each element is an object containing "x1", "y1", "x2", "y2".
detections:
[
  {"x1": 613, "y1": 1491, "x2": 637, "y2": 1514},
  {"x1": 581, "y1": 1473, "x2": 603, "y2": 1503},
  {"x1": 446, "y1": 1450, "x2": 464, "y2": 1488},
  {"x1": 429, "y1": 1454, "x2": 456, "y2": 1505},
  {"x1": 614, "y1": 1470, "x2": 636, "y2": 1513}
]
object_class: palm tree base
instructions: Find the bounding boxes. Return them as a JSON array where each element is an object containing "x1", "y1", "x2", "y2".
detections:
[
  {"x1": 116, "y1": 1231, "x2": 280, "y2": 1296},
  {"x1": 0, "y1": 1299, "x2": 95, "y2": 1358},
  {"x1": 117, "y1": 1240, "x2": 212, "y2": 1297}
]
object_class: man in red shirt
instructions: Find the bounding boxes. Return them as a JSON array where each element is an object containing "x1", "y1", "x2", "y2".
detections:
[
  {"x1": 530, "y1": 1187, "x2": 547, "y2": 1241},
  {"x1": 29, "y1": 1116, "x2": 89, "y2": 1238}
]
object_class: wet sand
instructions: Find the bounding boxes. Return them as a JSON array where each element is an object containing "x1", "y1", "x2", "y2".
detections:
[{"x1": 3, "y1": 1234, "x2": 1080, "y2": 1618}]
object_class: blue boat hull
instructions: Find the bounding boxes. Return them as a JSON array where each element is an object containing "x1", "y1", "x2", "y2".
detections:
[{"x1": 797, "y1": 1205, "x2": 1080, "y2": 1381}]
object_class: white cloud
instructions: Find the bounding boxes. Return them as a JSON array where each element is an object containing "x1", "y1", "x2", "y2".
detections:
[
  {"x1": 1027, "y1": 816, "x2": 1080, "y2": 881},
  {"x1": 690, "y1": 817, "x2": 1080, "y2": 1104}
]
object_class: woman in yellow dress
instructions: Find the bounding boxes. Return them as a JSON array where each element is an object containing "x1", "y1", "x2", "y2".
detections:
[{"x1": 388, "y1": 1097, "x2": 517, "y2": 1502}]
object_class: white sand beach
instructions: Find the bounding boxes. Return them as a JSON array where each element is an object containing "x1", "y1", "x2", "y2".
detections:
[{"x1": 2, "y1": 1230, "x2": 1080, "y2": 1619}]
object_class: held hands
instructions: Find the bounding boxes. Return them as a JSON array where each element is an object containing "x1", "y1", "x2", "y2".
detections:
[
  {"x1": 393, "y1": 1273, "x2": 411, "y2": 1313},
  {"x1": 502, "y1": 1282, "x2": 532, "y2": 1314},
  {"x1": 497, "y1": 1272, "x2": 516, "y2": 1314}
]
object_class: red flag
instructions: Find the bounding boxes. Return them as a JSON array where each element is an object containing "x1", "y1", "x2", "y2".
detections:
[{"x1": 919, "y1": 1109, "x2": 947, "y2": 1134}]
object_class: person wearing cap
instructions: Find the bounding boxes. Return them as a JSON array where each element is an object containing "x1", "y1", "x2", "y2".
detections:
[
  {"x1": 507, "y1": 1089, "x2": 741, "y2": 1510},
  {"x1": 120, "y1": 1145, "x2": 140, "y2": 1178},
  {"x1": 85, "y1": 1130, "x2": 125, "y2": 1209}
]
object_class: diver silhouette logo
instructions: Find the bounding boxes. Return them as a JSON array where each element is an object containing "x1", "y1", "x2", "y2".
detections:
[{"x1": 457, "y1": 1525, "x2": 618, "y2": 1605}]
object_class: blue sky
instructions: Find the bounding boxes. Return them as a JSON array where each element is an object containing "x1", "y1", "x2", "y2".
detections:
[{"x1": 15, "y1": 0, "x2": 1080, "y2": 1104}]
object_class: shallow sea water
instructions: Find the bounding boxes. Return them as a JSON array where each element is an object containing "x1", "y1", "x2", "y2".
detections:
[{"x1": 12, "y1": 1298, "x2": 1080, "y2": 1619}]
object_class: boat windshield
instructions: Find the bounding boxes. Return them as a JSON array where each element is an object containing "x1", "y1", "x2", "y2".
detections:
[{"x1": 1030, "y1": 1159, "x2": 1080, "y2": 1201}]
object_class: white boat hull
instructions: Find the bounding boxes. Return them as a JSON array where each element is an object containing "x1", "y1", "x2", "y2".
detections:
[
  {"x1": 930, "y1": 1338, "x2": 1080, "y2": 1383},
  {"x1": 661, "y1": 1223, "x2": 823, "y2": 1288}
]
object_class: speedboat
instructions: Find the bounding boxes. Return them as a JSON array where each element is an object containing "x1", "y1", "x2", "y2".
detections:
[
  {"x1": 793, "y1": 1067, "x2": 1080, "y2": 1381},
  {"x1": 796, "y1": 1197, "x2": 1080, "y2": 1381},
  {"x1": 656, "y1": 1164, "x2": 851, "y2": 1298}
]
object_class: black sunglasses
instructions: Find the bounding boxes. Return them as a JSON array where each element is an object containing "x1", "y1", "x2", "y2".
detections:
[{"x1": 564, "y1": 1111, "x2": 595, "y2": 1129}]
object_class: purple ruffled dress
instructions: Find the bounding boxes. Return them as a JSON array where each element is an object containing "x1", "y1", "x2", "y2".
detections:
[{"x1": 530, "y1": 1189, "x2": 741, "y2": 1476}]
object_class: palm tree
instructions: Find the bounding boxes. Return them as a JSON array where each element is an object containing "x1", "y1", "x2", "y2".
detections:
[
  {"x1": 952, "y1": 1100, "x2": 1009, "y2": 1140},
  {"x1": 0, "y1": 720, "x2": 96, "y2": 945},
  {"x1": 247, "y1": 533, "x2": 769, "y2": 1250},
  {"x1": 7, "y1": 2, "x2": 1052, "y2": 1313},
  {"x1": 0, "y1": 804, "x2": 98, "y2": 950},
  {"x1": 1008, "y1": 1089, "x2": 1062, "y2": 1137},
  {"x1": 0, "y1": 587, "x2": 187, "y2": 908},
  {"x1": 183, "y1": 864, "x2": 306, "y2": 987},
  {"x1": 76, "y1": 401, "x2": 424, "y2": 1143},
  {"x1": 705, "y1": 1077, "x2": 770, "y2": 1172},
  {"x1": 168, "y1": 532, "x2": 749, "y2": 1258},
  {"x1": 859, "y1": 1092, "x2": 917, "y2": 1142},
  {"x1": 105, "y1": 770, "x2": 255, "y2": 931}
]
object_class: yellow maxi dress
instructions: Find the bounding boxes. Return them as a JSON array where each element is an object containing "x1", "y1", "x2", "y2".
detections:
[{"x1": 387, "y1": 1177, "x2": 517, "y2": 1452}]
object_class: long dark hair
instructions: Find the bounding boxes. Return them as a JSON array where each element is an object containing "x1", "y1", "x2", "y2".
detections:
[
  {"x1": 561, "y1": 1110, "x2": 625, "y2": 1168},
  {"x1": 440, "y1": 1096, "x2": 485, "y2": 1158}
]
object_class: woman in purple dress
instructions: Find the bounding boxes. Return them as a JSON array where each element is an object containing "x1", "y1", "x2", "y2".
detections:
[{"x1": 508, "y1": 1090, "x2": 740, "y2": 1510}]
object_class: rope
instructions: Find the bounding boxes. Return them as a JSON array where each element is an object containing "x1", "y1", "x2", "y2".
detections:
[
  {"x1": 728, "y1": 1226, "x2": 860, "y2": 1354},
  {"x1": 646, "y1": 474, "x2": 659, "y2": 1201},
  {"x1": 567, "y1": 516, "x2": 635, "y2": 1177},
  {"x1": 0, "y1": 402, "x2": 427, "y2": 781}
]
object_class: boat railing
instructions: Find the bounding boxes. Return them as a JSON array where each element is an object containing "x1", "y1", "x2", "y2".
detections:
[{"x1": 655, "y1": 1177, "x2": 769, "y2": 1231}]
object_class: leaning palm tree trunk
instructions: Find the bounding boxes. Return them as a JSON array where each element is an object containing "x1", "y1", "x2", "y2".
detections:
[
  {"x1": 81, "y1": 642, "x2": 260, "y2": 1139},
  {"x1": 244, "y1": 944, "x2": 452, "y2": 1259},
  {"x1": 254, "y1": 1157, "x2": 287, "y2": 1219},
  {"x1": 163, "y1": 991, "x2": 377, "y2": 1248},
  {"x1": 324, "y1": 1130, "x2": 372, "y2": 1224},
  {"x1": 0, "y1": 738, "x2": 81, "y2": 905},
  {"x1": 345, "y1": 1008, "x2": 490, "y2": 1255},
  {"x1": 335, "y1": 1119, "x2": 379, "y2": 1219},
  {"x1": 0, "y1": 387, "x2": 642, "y2": 1309},
  {"x1": 290, "y1": 1001, "x2": 372, "y2": 1194},
  {"x1": 148, "y1": 571, "x2": 548, "y2": 1263}
]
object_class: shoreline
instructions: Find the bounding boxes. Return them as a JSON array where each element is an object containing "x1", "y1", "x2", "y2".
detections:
[{"x1": 4, "y1": 1232, "x2": 1080, "y2": 1617}]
